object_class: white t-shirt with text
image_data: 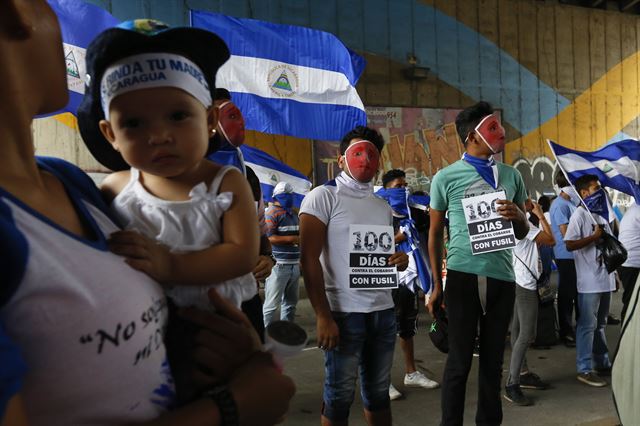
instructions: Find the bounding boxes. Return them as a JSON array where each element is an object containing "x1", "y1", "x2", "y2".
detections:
[{"x1": 299, "y1": 182, "x2": 395, "y2": 313}]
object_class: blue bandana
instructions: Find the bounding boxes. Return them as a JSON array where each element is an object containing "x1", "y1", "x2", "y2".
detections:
[
  {"x1": 584, "y1": 188, "x2": 609, "y2": 221},
  {"x1": 274, "y1": 193, "x2": 294, "y2": 213},
  {"x1": 462, "y1": 152, "x2": 499, "y2": 189}
]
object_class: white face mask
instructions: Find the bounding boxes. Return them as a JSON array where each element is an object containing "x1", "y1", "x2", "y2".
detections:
[{"x1": 560, "y1": 186, "x2": 582, "y2": 206}]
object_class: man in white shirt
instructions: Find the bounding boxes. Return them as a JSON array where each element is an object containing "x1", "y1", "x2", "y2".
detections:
[
  {"x1": 300, "y1": 126, "x2": 408, "y2": 426},
  {"x1": 618, "y1": 202, "x2": 640, "y2": 320},
  {"x1": 564, "y1": 175, "x2": 615, "y2": 388}
]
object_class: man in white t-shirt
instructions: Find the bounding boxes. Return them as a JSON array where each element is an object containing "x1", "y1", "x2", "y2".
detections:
[
  {"x1": 564, "y1": 175, "x2": 615, "y2": 388},
  {"x1": 505, "y1": 199, "x2": 555, "y2": 406},
  {"x1": 618, "y1": 202, "x2": 640, "y2": 320},
  {"x1": 299, "y1": 126, "x2": 409, "y2": 426}
]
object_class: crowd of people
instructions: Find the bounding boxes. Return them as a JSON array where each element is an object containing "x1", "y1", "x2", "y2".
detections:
[{"x1": 1, "y1": 2, "x2": 638, "y2": 425}]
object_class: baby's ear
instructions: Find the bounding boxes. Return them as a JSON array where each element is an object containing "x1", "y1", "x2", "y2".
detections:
[{"x1": 98, "y1": 120, "x2": 117, "y2": 147}]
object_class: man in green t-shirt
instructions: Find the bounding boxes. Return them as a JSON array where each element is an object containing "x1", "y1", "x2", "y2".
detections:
[{"x1": 427, "y1": 101, "x2": 529, "y2": 426}]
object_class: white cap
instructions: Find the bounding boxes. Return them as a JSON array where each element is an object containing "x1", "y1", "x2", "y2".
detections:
[{"x1": 273, "y1": 181, "x2": 293, "y2": 196}]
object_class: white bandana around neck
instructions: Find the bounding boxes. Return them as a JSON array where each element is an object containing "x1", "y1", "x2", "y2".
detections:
[
  {"x1": 336, "y1": 171, "x2": 374, "y2": 198},
  {"x1": 100, "y1": 52, "x2": 212, "y2": 119}
]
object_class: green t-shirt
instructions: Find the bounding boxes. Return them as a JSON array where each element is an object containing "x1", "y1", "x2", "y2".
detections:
[{"x1": 430, "y1": 159, "x2": 527, "y2": 282}]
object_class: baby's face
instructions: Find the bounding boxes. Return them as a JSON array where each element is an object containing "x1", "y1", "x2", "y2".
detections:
[{"x1": 101, "y1": 87, "x2": 215, "y2": 177}]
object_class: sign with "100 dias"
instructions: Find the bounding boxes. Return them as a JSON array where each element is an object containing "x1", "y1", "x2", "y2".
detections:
[{"x1": 461, "y1": 190, "x2": 516, "y2": 255}]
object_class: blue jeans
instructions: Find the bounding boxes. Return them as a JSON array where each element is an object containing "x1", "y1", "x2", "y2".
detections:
[
  {"x1": 322, "y1": 309, "x2": 396, "y2": 422},
  {"x1": 576, "y1": 292, "x2": 611, "y2": 374},
  {"x1": 262, "y1": 263, "x2": 300, "y2": 327}
]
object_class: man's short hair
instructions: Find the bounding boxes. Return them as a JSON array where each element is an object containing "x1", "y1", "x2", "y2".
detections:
[
  {"x1": 214, "y1": 88, "x2": 231, "y2": 101},
  {"x1": 382, "y1": 169, "x2": 406, "y2": 188},
  {"x1": 455, "y1": 101, "x2": 494, "y2": 145},
  {"x1": 574, "y1": 174, "x2": 599, "y2": 193},
  {"x1": 555, "y1": 170, "x2": 569, "y2": 187},
  {"x1": 339, "y1": 126, "x2": 385, "y2": 154}
]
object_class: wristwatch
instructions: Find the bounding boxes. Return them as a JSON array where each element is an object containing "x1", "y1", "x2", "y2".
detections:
[{"x1": 204, "y1": 385, "x2": 239, "y2": 426}]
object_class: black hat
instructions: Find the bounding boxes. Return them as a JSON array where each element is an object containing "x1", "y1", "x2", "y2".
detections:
[
  {"x1": 428, "y1": 306, "x2": 449, "y2": 354},
  {"x1": 77, "y1": 19, "x2": 230, "y2": 171}
]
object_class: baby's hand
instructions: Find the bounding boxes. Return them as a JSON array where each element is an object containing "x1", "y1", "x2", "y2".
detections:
[{"x1": 108, "y1": 230, "x2": 173, "y2": 284}]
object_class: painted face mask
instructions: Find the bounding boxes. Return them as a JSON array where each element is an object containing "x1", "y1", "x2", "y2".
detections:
[
  {"x1": 217, "y1": 101, "x2": 245, "y2": 147},
  {"x1": 473, "y1": 113, "x2": 505, "y2": 154},
  {"x1": 343, "y1": 140, "x2": 380, "y2": 183}
]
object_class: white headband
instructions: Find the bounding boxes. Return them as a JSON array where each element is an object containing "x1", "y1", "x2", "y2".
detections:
[{"x1": 100, "y1": 52, "x2": 212, "y2": 119}]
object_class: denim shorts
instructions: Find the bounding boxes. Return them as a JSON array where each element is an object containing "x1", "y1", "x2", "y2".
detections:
[{"x1": 322, "y1": 308, "x2": 396, "y2": 422}]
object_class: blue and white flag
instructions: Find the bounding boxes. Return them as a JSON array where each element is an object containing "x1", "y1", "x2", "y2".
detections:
[
  {"x1": 548, "y1": 139, "x2": 640, "y2": 203},
  {"x1": 47, "y1": 0, "x2": 119, "y2": 116},
  {"x1": 240, "y1": 145, "x2": 312, "y2": 208},
  {"x1": 190, "y1": 11, "x2": 367, "y2": 141}
]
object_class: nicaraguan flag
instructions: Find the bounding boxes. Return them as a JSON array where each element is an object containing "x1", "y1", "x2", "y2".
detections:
[
  {"x1": 190, "y1": 11, "x2": 367, "y2": 141},
  {"x1": 548, "y1": 139, "x2": 640, "y2": 203},
  {"x1": 47, "y1": 0, "x2": 119, "y2": 116},
  {"x1": 240, "y1": 145, "x2": 312, "y2": 208}
]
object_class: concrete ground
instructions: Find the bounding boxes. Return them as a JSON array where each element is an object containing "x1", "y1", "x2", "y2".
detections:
[{"x1": 277, "y1": 276, "x2": 623, "y2": 426}]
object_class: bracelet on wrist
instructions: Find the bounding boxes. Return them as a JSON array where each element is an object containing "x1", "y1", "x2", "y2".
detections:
[{"x1": 203, "y1": 384, "x2": 239, "y2": 426}]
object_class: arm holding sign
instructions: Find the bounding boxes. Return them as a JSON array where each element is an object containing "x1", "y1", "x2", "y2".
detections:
[{"x1": 299, "y1": 213, "x2": 339, "y2": 351}]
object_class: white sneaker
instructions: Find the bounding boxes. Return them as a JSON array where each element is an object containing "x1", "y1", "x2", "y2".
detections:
[
  {"x1": 388, "y1": 384, "x2": 403, "y2": 400},
  {"x1": 404, "y1": 371, "x2": 439, "y2": 389}
]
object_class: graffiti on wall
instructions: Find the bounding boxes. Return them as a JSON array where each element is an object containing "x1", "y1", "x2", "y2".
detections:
[
  {"x1": 313, "y1": 107, "x2": 466, "y2": 192},
  {"x1": 513, "y1": 156, "x2": 558, "y2": 200}
]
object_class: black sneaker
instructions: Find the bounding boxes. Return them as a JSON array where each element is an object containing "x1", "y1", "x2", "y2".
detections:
[
  {"x1": 504, "y1": 384, "x2": 533, "y2": 406},
  {"x1": 595, "y1": 366, "x2": 612, "y2": 377},
  {"x1": 519, "y1": 372, "x2": 550, "y2": 390},
  {"x1": 607, "y1": 314, "x2": 621, "y2": 325}
]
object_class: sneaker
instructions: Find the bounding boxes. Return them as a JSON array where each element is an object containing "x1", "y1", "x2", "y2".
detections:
[
  {"x1": 404, "y1": 371, "x2": 440, "y2": 389},
  {"x1": 595, "y1": 366, "x2": 612, "y2": 377},
  {"x1": 388, "y1": 384, "x2": 403, "y2": 400},
  {"x1": 607, "y1": 314, "x2": 621, "y2": 325},
  {"x1": 562, "y1": 335, "x2": 576, "y2": 348},
  {"x1": 519, "y1": 372, "x2": 550, "y2": 390},
  {"x1": 577, "y1": 372, "x2": 608, "y2": 387},
  {"x1": 504, "y1": 384, "x2": 533, "y2": 406}
]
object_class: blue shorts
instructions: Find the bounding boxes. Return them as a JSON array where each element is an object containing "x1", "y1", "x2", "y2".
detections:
[{"x1": 322, "y1": 308, "x2": 396, "y2": 422}]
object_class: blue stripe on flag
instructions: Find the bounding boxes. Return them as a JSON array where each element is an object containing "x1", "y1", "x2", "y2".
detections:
[
  {"x1": 190, "y1": 10, "x2": 366, "y2": 140},
  {"x1": 549, "y1": 139, "x2": 640, "y2": 203},
  {"x1": 232, "y1": 93, "x2": 366, "y2": 142},
  {"x1": 240, "y1": 145, "x2": 311, "y2": 208},
  {"x1": 46, "y1": 0, "x2": 118, "y2": 117},
  {"x1": 190, "y1": 11, "x2": 364, "y2": 85}
]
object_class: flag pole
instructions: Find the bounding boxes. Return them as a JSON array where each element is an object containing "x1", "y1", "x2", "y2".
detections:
[{"x1": 546, "y1": 139, "x2": 599, "y2": 226}]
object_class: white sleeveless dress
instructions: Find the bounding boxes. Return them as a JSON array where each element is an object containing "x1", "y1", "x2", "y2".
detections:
[{"x1": 111, "y1": 166, "x2": 257, "y2": 310}]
